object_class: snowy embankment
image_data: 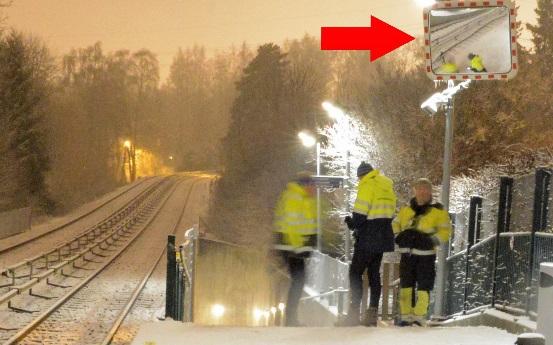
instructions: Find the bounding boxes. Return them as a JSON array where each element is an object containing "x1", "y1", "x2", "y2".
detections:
[{"x1": 131, "y1": 321, "x2": 516, "y2": 345}]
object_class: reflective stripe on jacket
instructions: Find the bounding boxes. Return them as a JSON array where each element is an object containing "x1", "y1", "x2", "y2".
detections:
[
  {"x1": 273, "y1": 182, "x2": 316, "y2": 253},
  {"x1": 353, "y1": 170, "x2": 397, "y2": 220},
  {"x1": 392, "y1": 203, "x2": 452, "y2": 255}
]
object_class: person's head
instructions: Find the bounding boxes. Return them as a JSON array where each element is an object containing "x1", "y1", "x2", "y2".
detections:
[
  {"x1": 357, "y1": 161, "x2": 373, "y2": 179},
  {"x1": 468, "y1": 53, "x2": 476, "y2": 60},
  {"x1": 296, "y1": 171, "x2": 315, "y2": 195},
  {"x1": 412, "y1": 178, "x2": 433, "y2": 205}
]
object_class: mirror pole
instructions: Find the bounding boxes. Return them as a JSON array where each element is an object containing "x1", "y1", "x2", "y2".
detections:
[{"x1": 434, "y1": 96, "x2": 454, "y2": 318}]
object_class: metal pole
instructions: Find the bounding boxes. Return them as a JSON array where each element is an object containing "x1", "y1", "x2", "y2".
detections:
[
  {"x1": 527, "y1": 168, "x2": 551, "y2": 314},
  {"x1": 491, "y1": 176, "x2": 513, "y2": 308},
  {"x1": 165, "y1": 235, "x2": 176, "y2": 319},
  {"x1": 345, "y1": 150, "x2": 351, "y2": 262},
  {"x1": 463, "y1": 196, "x2": 482, "y2": 313},
  {"x1": 316, "y1": 142, "x2": 322, "y2": 252},
  {"x1": 434, "y1": 97, "x2": 454, "y2": 318}
]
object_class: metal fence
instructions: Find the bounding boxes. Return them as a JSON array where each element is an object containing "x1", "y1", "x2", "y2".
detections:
[
  {"x1": 304, "y1": 251, "x2": 349, "y2": 314},
  {"x1": 0, "y1": 207, "x2": 31, "y2": 239},
  {"x1": 445, "y1": 168, "x2": 553, "y2": 318}
]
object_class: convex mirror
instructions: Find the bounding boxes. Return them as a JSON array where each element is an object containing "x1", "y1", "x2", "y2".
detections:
[{"x1": 424, "y1": 0, "x2": 518, "y2": 81}]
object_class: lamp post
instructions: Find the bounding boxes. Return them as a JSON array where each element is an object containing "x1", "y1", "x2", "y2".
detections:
[
  {"x1": 322, "y1": 101, "x2": 352, "y2": 262},
  {"x1": 420, "y1": 79, "x2": 471, "y2": 318},
  {"x1": 298, "y1": 131, "x2": 322, "y2": 252}
]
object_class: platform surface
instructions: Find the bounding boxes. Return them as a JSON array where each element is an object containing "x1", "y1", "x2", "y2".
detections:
[{"x1": 131, "y1": 321, "x2": 517, "y2": 345}]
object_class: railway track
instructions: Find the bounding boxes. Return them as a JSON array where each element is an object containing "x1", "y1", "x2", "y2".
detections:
[
  {"x1": 0, "y1": 176, "x2": 182, "y2": 344},
  {"x1": 0, "y1": 176, "x2": 203, "y2": 345},
  {"x1": 0, "y1": 177, "x2": 154, "y2": 256}
]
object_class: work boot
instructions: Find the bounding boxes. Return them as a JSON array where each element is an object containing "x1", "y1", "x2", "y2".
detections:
[
  {"x1": 335, "y1": 305, "x2": 360, "y2": 327},
  {"x1": 412, "y1": 315, "x2": 427, "y2": 327},
  {"x1": 361, "y1": 307, "x2": 378, "y2": 327},
  {"x1": 397, "y1": 314, "x2": 413, "y2": 327}
]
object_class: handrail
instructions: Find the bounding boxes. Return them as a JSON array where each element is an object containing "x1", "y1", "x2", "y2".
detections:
[{"x1": 300, "y1": 288, "x2": 348, "y2": 301}]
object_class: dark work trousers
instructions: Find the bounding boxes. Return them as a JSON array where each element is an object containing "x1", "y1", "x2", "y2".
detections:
[
  {"x1": 349, "y1": 251, "x2": 384, "y2": 311},
  {"x1": 286, "y1": 256, "x2": 306, "y2": 325},
  {"x1": 399, "y1": 253, "x2": 436, "y2": 291}
]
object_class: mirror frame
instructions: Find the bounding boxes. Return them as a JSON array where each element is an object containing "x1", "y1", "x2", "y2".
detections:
[{"x1": 423, "y1": 0, "x2": 518, "y2": 81}]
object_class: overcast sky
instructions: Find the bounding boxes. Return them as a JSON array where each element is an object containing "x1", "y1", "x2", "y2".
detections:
[{"x1": 6, "y1": 0, "x2": 538, "y2": 80}]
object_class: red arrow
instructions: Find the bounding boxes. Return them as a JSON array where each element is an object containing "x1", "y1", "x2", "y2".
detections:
[{"x1": 321, "y1": 16, "x2": 415, "y2": 62}]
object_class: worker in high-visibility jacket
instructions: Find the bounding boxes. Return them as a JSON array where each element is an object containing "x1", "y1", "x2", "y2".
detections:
[
  {"x1": 273, "y1": 172, "x2": 316, "y2": 327},
  {"x1": 437, "y1": 62, "x2": 459, "y2": 74},
  {"x1": 392, "y1": 178, "x2": 452, "y2": 326},
  {"x1": 437, "y1": 52, "x2": 459, "y2": 74},
  {"x1": 339, "y1": 162, "x2": 397, "y2": 327},
  {"x1": 468, "y1": 53, "x2": 487, "y2": 72}
]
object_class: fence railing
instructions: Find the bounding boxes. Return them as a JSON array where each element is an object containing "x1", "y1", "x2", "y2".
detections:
[
  {"x1": 0, "y1": 207, "x2": 31, "y2": 239},
  {"x1": 445, "y1": 168, "x2": 553, "y2": 318},
  {"x1": 304, "y1": 251, "x2": 349, "y2": 315},
  {"x1": 304, "y1": 251, "x2": 399, "y2": 320}
]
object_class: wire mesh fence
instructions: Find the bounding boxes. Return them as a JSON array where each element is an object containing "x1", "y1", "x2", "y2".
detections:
[
  {"x1": 465, "y1": 235, "x2": 495, "y2": 310},
  {"x1": 444, "y1": 168, "x2": 553, "y2": 318}
]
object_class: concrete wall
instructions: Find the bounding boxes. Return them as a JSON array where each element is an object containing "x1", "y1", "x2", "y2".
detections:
[{"x1": 0, "y1": 207, "x2": 31, "y2": 239}]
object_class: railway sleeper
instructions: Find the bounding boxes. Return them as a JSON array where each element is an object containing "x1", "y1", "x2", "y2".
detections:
[
  {"x1": 29, "y1": 287, "x2": 58, "y2": 300},
  {"x1": 7, "y1": 300, "x2": 39, "y2": 313},
  {"x1": 46, "y1": 277, "x2": 72, "y2": 289}
]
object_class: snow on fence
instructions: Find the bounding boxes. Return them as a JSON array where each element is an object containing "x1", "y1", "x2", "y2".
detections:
[{"x1": 445, "y1": 167, "x2": 553, "y2": 318}]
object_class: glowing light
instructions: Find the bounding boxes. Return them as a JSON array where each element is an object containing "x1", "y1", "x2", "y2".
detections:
[
  {"x1": 270, "y1": 307, "x2": 277, "y2": 315},
  {"x1": 123, "y1": 140, "x2": 132, "y2": 149},
  {"x1": 253, "y1": 308, "x2": 263, "y2": 322},
  {"x1": 415, "y1": 0, "x2": 436, "y2": 7},
  {"x1": 319, "y1": 109, "x2": 381, "y2": 206},
  {"x1": 298, "y1": 131, "x2": 316, "y2": 148},
  {"x1": 211, "y1": 304, "x2": 225, "y2": 318},
  {"x1": 322, "y1": 101, "x2": 345, "y2": 120},
  {"x1": 169, "y1": 156, "x2": 174, "y2": 160},
  {"x1": 278, "y1": 303, "x2": 285, "y2": 311},
  {"x1": 263, "y1": 310, "x2": 270, "y2": 319}
]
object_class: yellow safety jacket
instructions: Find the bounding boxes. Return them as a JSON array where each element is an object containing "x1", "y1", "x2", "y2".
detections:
[
  {"x1": 438, "y1": 62, "x2": 459, "y2": 74},
  {"x1": 273, "y1": 182, "x2": 316, "y2": 254},
  {"x1": 392, "y1": 201, "x2": 452, "y2": 255},
  {"x1": 353, "y1": 170, "x2": 396, "y2": 220},
  {"x1": 470, "y1": 55, "x2": 485, "y2": 72}
]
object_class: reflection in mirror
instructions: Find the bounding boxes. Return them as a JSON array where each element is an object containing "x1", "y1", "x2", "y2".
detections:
[{"x1": 429, "y1": 7, "x2": 512, "y2": 75}]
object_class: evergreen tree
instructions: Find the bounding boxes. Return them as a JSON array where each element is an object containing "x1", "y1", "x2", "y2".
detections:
[
  {"x1": 527, "y1": 0, "x2": 553, "y2": 70},
  {"x1": 0, "y1": 32, "x2": 53, "y2": 211},
  {"x1": 224, "y1": 43, "x2": 288, "y2": 178}
]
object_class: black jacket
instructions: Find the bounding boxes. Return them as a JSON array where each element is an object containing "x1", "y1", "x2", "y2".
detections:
[{"x1": 350, "y1": 212, "x2": 395, "y2": 253}]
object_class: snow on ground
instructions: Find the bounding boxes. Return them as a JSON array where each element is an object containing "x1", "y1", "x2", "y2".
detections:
[{"x1": 131, "y1": 321, "x2": 517, "y2": 345}]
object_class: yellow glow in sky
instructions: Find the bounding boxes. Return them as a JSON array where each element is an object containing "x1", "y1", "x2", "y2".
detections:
[{"x1": 6, "y1": 0, "x2": 537, "y2": 80}]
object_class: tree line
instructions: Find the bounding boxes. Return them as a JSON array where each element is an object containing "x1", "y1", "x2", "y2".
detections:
[{"x1": 0, "y1": 32, "x2": 250, "y2": 214}]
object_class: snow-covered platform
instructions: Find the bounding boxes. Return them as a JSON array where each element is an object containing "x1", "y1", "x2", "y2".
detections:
[{"x1": 131, "y1": 321, "x2": 517, "y2": 345}]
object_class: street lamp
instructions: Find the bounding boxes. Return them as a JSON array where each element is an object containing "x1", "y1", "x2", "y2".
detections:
[
  {"x1": 322, "y1": 101, "x2": 346, "y2": 120},
  {"x1": 298, "y1": 131, "x2": 321, "y2": 251},
  {"x1": 298, "y1": 131, "x2": 316, "y2": 148},
  {"x1": 322, "y1": 101, "x2": 352, "y2": 262},
  {"x1": 420, "y1": 79, "x2": 471, "y2": 318}
]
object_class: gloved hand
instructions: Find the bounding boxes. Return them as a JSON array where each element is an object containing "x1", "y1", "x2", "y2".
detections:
[
  {"x1": 431, "y1": 235, "x2": 441, "y2": 247},
  {"x1": 344, "y1": 216, "x2": 354, "y2": 230}
]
